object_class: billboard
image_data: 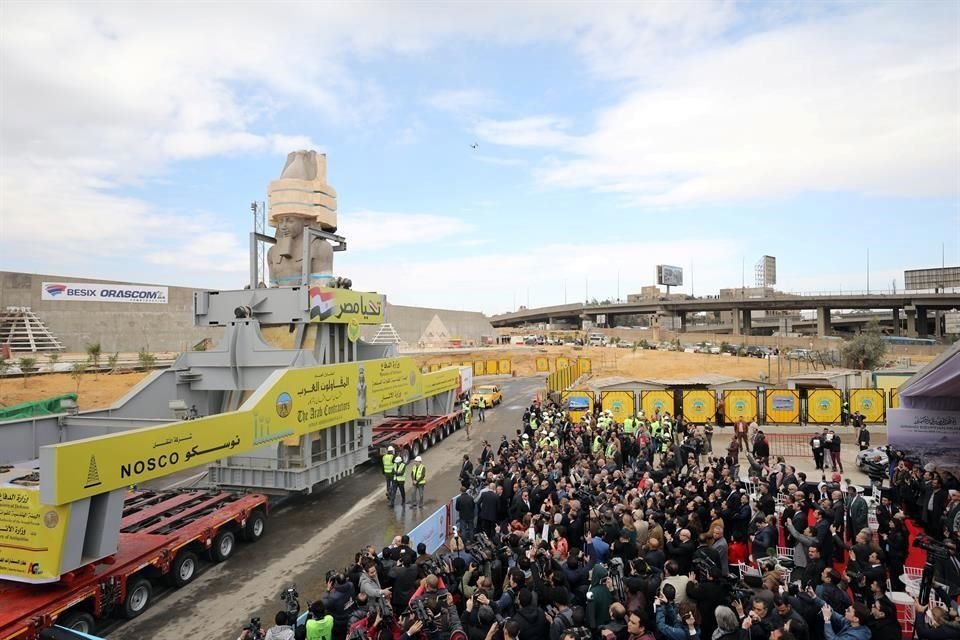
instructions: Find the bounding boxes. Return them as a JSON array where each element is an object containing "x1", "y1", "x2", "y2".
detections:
[
  {"x1": 903, "y1": 266, "x2": 960, "y2": 290},
  {"x1": 656, "y1": 265, "x2": 683, "y2": 287},
  {"x1": 42, "y1": 281, "x2": 168, "y2": 304}
]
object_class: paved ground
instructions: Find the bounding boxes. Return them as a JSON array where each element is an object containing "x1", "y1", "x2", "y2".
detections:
[
  {"x1": 110, "y1": 375, "x2": 543, "y2": 640},
  {"x1": 109, "y1": 374, "x2": 882, "y2": 640}
]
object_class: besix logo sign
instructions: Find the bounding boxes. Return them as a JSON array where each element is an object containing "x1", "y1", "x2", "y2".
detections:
[{"x1": 41, "y1": 282, "x2": 169, "y2": 304}]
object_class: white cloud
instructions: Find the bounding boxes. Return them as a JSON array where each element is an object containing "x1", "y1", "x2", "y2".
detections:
[
  {"x1": 424, "y1": 89, "x2": 499, "y2": 116},
  {"x1": 481, "y1": 5, "x2": 960, "y2": 205},
  {"x1": 339, "y1": 210, "x2": 474, "y2": 251}
]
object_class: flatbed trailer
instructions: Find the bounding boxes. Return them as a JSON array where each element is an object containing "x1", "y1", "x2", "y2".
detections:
[
  {"x1": 0, "y1": 489, "x2": 268, "y2": 640},
  {"x1": 369, "y1": 411, "x2": 464, "y2": 459}
]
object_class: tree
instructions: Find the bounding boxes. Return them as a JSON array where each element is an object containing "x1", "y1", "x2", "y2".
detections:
[
  {"x1": 107, "y1": 352, "x2": 119, "y2": 374},
  {"x1": 841, "y1": 320, "x2": 887, "y2": 369},
  {"x1": 71, "y1": 363, "x2": 87, "y2": 393},
  {"x1": 138, "y1": 349, "x2": 157, "y2": 370},
  {"x1": 86, "y1": 342, "x2": 102, "y2": 378},
  {"x1": 18, "y1": 357, "x2": 37, "y2": 387},
  {"x1": 48, "y1": 353, "x2": 60, "y2": 369}
]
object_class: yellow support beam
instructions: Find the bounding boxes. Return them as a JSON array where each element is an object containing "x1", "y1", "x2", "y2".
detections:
[{"x1": 40, "y1": 357, "x2": 460, "y2": 505}]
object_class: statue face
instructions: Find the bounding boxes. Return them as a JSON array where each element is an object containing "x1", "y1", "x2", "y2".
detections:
[{"x1": 277, "y1": 215, "x2": 306, "y2": 240}]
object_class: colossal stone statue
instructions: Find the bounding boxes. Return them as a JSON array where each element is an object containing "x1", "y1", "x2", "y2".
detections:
[{"x1": 267, "y1": 150, "x2": 338, "y2": 287}]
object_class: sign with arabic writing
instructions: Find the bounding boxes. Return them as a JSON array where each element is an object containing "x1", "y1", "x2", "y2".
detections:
[
  {"x1": 40, "y1": 357, "x2": 459, "y2": 505},
  {"x1": 0, "y1": 486, "x2": 70, "y2": 583},
  {"x1": 364, "y1": 358, "x2": 421, "y2": 415},
  {"x1": 308, "y1": 286, "x2": 384, "y2": 324}
]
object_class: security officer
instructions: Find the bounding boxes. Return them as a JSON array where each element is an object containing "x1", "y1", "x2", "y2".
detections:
[
  {"x1": 477, "y1": 396, "x2": 487, "y2": 422},
  {"x1": 411, "y1": 456, "x2": 427, "y2": 508},
  {"x1": 391, "y1": 454, "x2": 407, "y2": 507},
  {"x1": 624, "y1": 414, "x2": 635, "y2": 435},
  {"x1": 462, "y1": 397, "x2": 472, "y2": 425},
  {"x1": 382, "y1": 446, "x2": 395, "y2": 502}
]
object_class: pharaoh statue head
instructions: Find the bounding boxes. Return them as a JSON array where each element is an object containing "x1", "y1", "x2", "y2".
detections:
[{"x1": 266, "y1": 150, "x2": 338, "y2": 287}]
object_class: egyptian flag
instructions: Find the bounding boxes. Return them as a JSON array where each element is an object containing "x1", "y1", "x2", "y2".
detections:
[{"x1": 309, "y1": 287, "x2": 335, "y2": 320}]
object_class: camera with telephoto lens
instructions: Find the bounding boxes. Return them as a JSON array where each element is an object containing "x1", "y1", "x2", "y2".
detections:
[
  {"x1": 243, "y1": 617, "x2": 264, "y2": 640},
  {"x1": 279, "y1": 584, "x2": 300, "y2": 619},
  {"x1": 412, "y1": 598, "x2": 439, "y2": 633}
]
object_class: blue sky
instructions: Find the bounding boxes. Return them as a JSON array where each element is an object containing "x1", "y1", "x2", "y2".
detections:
[{"x1": 2, "y1": 1, "x2": 958, "y2": 314}]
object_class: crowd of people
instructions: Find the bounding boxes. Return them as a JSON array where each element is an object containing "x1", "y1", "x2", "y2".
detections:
[{"x1": 244, "y1": 398, "x2": 960, "y2": 640}]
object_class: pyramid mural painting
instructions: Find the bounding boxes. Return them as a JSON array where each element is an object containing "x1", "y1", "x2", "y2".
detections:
[{"x1": 419, "y1": 315, "x2": 451, "y2": 348}]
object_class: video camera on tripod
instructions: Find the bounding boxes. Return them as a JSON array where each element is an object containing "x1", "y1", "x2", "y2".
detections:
[{"x1": 279, "y1": 584, "x2": 301, "y2": 620}]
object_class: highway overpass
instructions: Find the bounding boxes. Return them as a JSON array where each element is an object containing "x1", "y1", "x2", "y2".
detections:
[{"x1": 489, "y1": 292, "x2": 960, "y2": 338}]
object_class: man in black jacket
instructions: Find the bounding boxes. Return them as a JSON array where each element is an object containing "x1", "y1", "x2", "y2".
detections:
[
  {"x1": 455, "y1": 485, "x2": 476, "y2": 542},
  {"x1": 388, "y1": 556, "x2": 420, "y2": 613},
  {"x1": 513, "y1": 588, "x2": 548, "y2": 639},
  {"x1": 477, "y1": 484, "x2": 499, "y2": 537},
  {"x1": 321, "y1": 573, "x2": 356, "y2": 640},
  {"x1": 685, "y1": 568, "x2": 730, "y2": 639},
  {"x1": 664, "y1": 527, "x2": 696, "y2": 574}
]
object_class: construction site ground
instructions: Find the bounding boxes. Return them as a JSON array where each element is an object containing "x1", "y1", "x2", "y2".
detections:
[{"x1": 0, "y1": 345, "x2": 930, "y2": 410}]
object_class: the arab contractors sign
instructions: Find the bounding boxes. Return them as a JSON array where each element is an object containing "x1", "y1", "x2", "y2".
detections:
[
  {"x1": 39, "y1": 356, "x2": 460, "y2": 505},
  {"x1": 41, "y1": 282, "x2": 168, "y2": 304}
]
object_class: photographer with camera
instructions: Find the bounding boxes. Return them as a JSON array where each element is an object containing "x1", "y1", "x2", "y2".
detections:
[
  {"x1": 803, "y1": 586, "x2": 871, "y2": 640},
  {"x1": 654, "y1": 585, "x2": 701, "y2": 640},
  {"x1": 303, "y1": 601, "x2": 334, "y2": 640}
]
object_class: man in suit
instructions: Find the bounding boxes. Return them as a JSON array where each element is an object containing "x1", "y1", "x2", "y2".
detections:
[
  {"x1": 455, "y1": 484, "x2": 476, "y2": 542},
  {"x1": 477, "y1": 482, "x2": 500, "y2": 537}
]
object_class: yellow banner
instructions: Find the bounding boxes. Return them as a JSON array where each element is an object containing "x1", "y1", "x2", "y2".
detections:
[
  {"x1": 41, "y1": 357, "x2": 458, "y2": 505},
  {"x1": 498, "y1": 359, "x2": 511, "y2": 375},
  {"x1": 682, "y1": 390, "x2": 716, "y2": 423},
  {"x1": 807, "y1": 389, "x2": 841, "y2": 424},
  {"x1": 308, "y1": 287, "x2": 384, "y2": 324},
  {"x1": 557, "y1": 356, "x2": 570, "y2": 370},
  {"x1": 482, "y1": 360, "x2": 497, "y2": 376},
  {"x1": 641, "y1": 390, "x2": 674, "y2": 419},
  {"x1": 890, "y1": 389, "x2": 899, "y2": 408},
  {"x1": 723, "y1": 390, "x2": 758, "y2": 424},
  {"x1": 765, "y1": 389, "x2": 800, "y2": 424},
  {"x1": 424, "y1": 368, "x2": 460, "y2": 398},
  {"x1": 0, "y1": 486, "x2": 71, "y2": 583},
  {"x1": 364, "y1": 358, "x2": 421, "y2": 416},
  {"x1": 601, "y1": 391, "x2": 635, "y2": 424},
  {"x1": 849, "y1": 388, "x2": 885, "y2": 423},
  {"x1": 578, "y1": 358, "x2": 592, "y2": 376},
  {"x1": 535, "y1": 357, "x2": 549, "y2": 372},
  {"x1": 473, "y1": 361, "x2": 485, "y2": 376}
]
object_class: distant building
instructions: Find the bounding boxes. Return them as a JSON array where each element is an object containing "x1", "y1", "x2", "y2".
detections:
[{"x1": 755, "y1": 255, "x2": 777, "y2": 288}]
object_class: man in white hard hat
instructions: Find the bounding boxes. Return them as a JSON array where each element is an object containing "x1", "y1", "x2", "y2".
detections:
[
  {"x1": 382, "y1": 446, "x2": 396, "y2": 504},
  {"x1": 410, "y1": 455, "x2": 427, "y2": 508}
]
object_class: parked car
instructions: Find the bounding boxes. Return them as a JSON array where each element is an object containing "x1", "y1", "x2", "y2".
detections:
[
  {"x1": 471, "y1": 385, "x2": 502, "y2": 407},
  {"x1": 745, "y1": 346, "x2": 769, "y2": 358},
  {"x1": 722, "y1": 344, "x2": 740, "y2": 355},
  {"x1": 788, "y1": 348, "x2": 812, "y2": 360}
]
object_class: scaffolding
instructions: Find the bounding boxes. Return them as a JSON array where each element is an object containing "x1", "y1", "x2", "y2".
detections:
[{"x1": 0, "y1": 307, "x2": 64, "y2": 353}]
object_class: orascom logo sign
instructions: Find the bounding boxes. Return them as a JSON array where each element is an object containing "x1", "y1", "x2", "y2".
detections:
[{"x1": 41, "y1": 282, "x2": 169, "y2": 304}]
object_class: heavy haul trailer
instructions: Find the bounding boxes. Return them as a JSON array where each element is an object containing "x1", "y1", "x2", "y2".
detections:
[
  {"x1": 368, "y1": 411, "x2": 464, "y2": 459},
  {"x1": 0, "y1": 490, "x2": 268, "y2": 640}
]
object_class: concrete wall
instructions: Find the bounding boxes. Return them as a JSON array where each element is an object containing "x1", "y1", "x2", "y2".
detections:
[
  {"x1": 1, "y1": 271, "x2": 496, "y2": 355},
  {"x1": 0, "y1": 271, "x2": 222, "y2": 353}
]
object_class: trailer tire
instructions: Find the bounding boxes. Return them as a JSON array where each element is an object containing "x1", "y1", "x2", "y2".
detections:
[
  {"x1": 123, "y1": 577, "x2": 152, "y2": 619},
  {"x1": 430, "y1": 432, "x2": 438, "y2": 446},
  {"x1": 58, "y1": 610, "x2": 96, "y2": 633},
  {"x1": 242, "y1": 510, "x2": 266, "y2": 542},
  {"x1": 168, "y1": 550, "x2": 199, "y2": 587},
  {"x1": 411, "y1": 441, "x2": 420, "y2": 457},
  {"x1": 210, "y1": 529, "x2": 236, "y2": 562}
]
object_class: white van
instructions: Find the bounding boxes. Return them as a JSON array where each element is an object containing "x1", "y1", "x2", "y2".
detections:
[{"x1": 588, "y1": 333, "x2": 605, "y2": 346}]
